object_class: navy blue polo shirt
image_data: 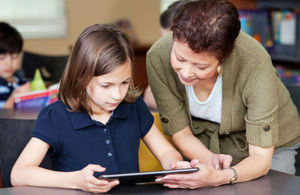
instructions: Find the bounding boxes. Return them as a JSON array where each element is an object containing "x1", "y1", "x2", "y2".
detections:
[{"x1": 32, "y1": 97, "x2": 153, "y2": 175}]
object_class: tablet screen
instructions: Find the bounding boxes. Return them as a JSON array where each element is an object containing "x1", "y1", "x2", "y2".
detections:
[{"x1": 100, "y1": 167, "x2": 199, "y2": 183}]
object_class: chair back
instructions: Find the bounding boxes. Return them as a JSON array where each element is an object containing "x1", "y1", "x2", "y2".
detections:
[
  {"x1": 22, "y1": 51, "x2": 69, "y2": 83},
  {"x1": 0, "y1": 118, "x2": 52, "y2": 187},
  {"x1": 285, "y1": 84, "x2": 300, "y2": 176},
  {"x1": 286, "y1": 84, "x2": 300, "y2": 114},
  {"x1": 138, "y1": 112, "x2": 173, "y2": 171}
]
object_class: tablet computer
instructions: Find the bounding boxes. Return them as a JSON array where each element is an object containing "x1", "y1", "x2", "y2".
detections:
[{"x1": 100, "y1": 167, "x2": 199, "y2": 183}]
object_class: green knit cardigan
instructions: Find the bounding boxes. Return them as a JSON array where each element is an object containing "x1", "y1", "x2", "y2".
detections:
[{"x1": 146, "y1": 32, "x2": 300, "y2": 164}]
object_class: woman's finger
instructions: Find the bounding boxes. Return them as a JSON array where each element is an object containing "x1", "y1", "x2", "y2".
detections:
[{"x1": 211, "y1": 155, "x2": 220, "y2": 170}]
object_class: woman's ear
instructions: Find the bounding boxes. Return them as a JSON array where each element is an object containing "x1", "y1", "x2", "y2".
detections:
[{"x1": 219, "y1": 58, "x2": 225, "y2": 65}]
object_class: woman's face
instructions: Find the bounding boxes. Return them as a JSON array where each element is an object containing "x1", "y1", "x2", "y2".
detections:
[
  {"x1": 86, "y1": 59, "x2": 132, "y2": 114},
  {"x1": 170, "y1": 40, "x2": 220, "y2": 86}
]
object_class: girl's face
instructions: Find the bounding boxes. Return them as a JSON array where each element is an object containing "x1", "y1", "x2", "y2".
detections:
[
  {"x1": 170, "y1": 41, "x2": 220, "y2": 86},
  {"x1": 86, "y1": 59, "x2": 132, "y2": 114},
  {"x1": 0, "y1": 53, "x2": 20, "y2": 80}
]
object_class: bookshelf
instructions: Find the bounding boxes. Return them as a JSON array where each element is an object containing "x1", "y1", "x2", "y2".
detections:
[
  {"x1": 232, "y1": 0, "x2": 300, "y2": 69},
  {"x1": 258, "y1": 0, "x2": 300, "y2": 9},
  {"x1": 258, "y1": 0, "x2": 300, "y2": 64},
  {"x1": 133, "y1": 45, "x2": 151, "y2": 92}
]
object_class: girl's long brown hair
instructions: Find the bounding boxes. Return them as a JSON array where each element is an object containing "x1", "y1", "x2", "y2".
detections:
[{"x1": 59, "y1": 24, "x2": 140, "y2": 113}]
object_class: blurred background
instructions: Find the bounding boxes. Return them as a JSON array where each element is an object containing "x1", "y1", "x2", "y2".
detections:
[
  {"x1": 0, "y1": 0, "x2": 162, "y2": 55},
  {"x1": 0, "y1": 0, "x2": 299, "y2": 109}
]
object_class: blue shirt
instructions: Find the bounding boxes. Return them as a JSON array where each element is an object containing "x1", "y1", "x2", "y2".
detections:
[
  {"x1": 0, "y1": 73, "x2": 26, "y2": 108},
  {"x1": 32, "y1": 97, "x2": 154, "y2": 176}
]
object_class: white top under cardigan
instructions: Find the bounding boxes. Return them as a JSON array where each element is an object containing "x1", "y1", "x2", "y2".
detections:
[{"x1": 185, "y1": 75, "x2": 222, "y2": 124}]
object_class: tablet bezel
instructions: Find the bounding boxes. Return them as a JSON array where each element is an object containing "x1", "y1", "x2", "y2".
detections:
[{"x1": 100, "y1": 167, "x2": 199, "y2": 183}]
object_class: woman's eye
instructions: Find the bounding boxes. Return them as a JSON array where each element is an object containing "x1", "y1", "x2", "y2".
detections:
[
  {"x1": 101, "y1": 85, "x2": 109, "y2": 88},
  {"x1": 176, "y1": 56, "x2": 185, "y2": 62},
  {"x1": 122, "y1": 81, "x2": 129, "y2": 85},
  {"x1": 197, "y1": 67, "x2": 206, "y2": 70},
  {"x1": 177, "y1": 58, "x2": 185, "y2": 62}
]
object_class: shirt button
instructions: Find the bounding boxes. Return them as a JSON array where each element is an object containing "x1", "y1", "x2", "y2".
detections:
[
  {"x1": 107, "y1": 153, "x2": 112, "y2": 157},
  {"x1": 263, "y1": 125, "x2": 270, "y2": 131},
  {"x1": 104, "y1": 128, "x2": 107, "y2": 133},
  {"x1": 106, "y1": 140, "x2": 110, "y2": 144},
  {"x1": 161, "y1": 117, "x2": 169, "y2": 123}
]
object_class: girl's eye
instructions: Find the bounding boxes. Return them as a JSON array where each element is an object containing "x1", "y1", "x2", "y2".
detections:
[
  {"x1": 101, "y1": 85, "x2": 109, "y2": 88},
  {"x1": 122, "y1": 81, "x2": 130, "y2": 85}
]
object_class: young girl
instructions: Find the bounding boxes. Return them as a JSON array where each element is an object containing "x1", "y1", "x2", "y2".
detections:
[{"x1": 11, "y1": 24, "x2": 183, "y2": 193}]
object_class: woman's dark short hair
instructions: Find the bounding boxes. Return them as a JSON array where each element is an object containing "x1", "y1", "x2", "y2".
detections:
[
  {"x1": 0, "y1": 22, "x2": 23, "y2": 54},
  {"x1": 171, "y1": 0, "x2": 240, "y2": 61},
  {"x1": 59, "y1": 24, "x2": 140, "y2": 113}
]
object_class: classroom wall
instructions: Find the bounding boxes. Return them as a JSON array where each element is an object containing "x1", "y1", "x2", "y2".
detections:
[{"x1": 23, "y1": 0, "x2": 161, "y2": 55}]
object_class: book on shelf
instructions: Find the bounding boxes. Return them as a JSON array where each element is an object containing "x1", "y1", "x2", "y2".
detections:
[
  {"x1": 276, "y1": 66, "x2": 300, "y2": 85},
  {"x1": 14, "y1": 68, "x2": 59, "y2": 110},
  {"x1": 239, "y1": 9, "x2": 297, "y2": 47},
  {"x1": 14, "y1": 88, "x2": 58, "y2": 110},
  {"x1": 239, "y1": 10, "x2": 273, "y2": 49},
  {"x1": 271, "y1": 10, "x2": 296, "y2": 46}
]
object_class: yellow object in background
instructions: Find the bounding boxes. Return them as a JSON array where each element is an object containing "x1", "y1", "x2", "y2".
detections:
[
  {"x1": 139, "y1": 112, "x2": 173, "y2": 171},
  {"x1": 30, "y1": 68, "x2": 47, "y2": 91}
]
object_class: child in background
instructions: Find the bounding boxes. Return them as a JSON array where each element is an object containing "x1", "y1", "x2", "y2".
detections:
[
  {"x1": 11, "y1": 24, "x2": 184, "y2": 193},
  {"x1": 160, "y1": 0, "x2": 188, "y2": 35},
  {"x1": 143, "y1": 0, "x2": 187, "y2": 111},
  {"x1": 0, "y1": 22, "x2": 31, "y2": 109}
]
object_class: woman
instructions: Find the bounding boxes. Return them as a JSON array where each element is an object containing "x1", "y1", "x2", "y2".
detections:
[{"x1": 147, "y1": 0, "x2": 300, "y2": 188}]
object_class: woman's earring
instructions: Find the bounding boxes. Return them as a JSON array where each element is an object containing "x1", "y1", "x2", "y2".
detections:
[{"x1": 217, "y1": 65, "x2": 223, "y2": 77}]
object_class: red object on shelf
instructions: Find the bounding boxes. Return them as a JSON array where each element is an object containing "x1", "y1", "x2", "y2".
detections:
[{"x1": 14, "y1": 89, "x2": 59, "y2": 110}]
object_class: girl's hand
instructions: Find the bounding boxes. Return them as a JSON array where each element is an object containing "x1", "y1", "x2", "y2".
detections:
[
  {"x1": 162, "y1": 160, "x2": 191, "y2": 170},
  {"x1": 156, "y1": 160, "x2": 191, "y2": 184},
  {"x1": 210, "y1": 154, "x2": 232, "y2": 170},
  {"x1": 77, "y1": 164, "x2": 119, "y2": 193},
  {"x1": 173, "y1": 161, "x2": 192, "y2": 169},
  {"x1": 156, "y1": 159, "x2": 222, "y2": 189}
]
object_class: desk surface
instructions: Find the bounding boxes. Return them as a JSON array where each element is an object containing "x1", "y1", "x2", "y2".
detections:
[
  {"x1": 0, "y1": 170, "x2": 300, "y2": 195},
  {"x1": 0, "y1": 109, "x2": 39, "y2": 120}
]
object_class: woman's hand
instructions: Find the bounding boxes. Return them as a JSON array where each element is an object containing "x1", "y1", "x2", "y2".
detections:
[
  {"x1": 210, "y1": 154, "x2": 232, "y2": 170},
  {"x1": 156, "y1": 159, "x2": 223, "y2": 189},
  {"x1": 76, "y1": 164, "x2": 119, "y2": 193}
]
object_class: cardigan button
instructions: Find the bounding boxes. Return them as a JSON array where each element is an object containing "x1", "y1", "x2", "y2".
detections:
[
  {"x1": 161, "y1": 117, "x2": 169, "y2": 123},
  {"x1": 263, "y1": 125, "x2": 270, "y2": 131}
]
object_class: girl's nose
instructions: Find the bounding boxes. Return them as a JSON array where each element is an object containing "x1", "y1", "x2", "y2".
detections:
[{"x1": 111, "y1": 87, "x2": 121, "y2": 100}]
